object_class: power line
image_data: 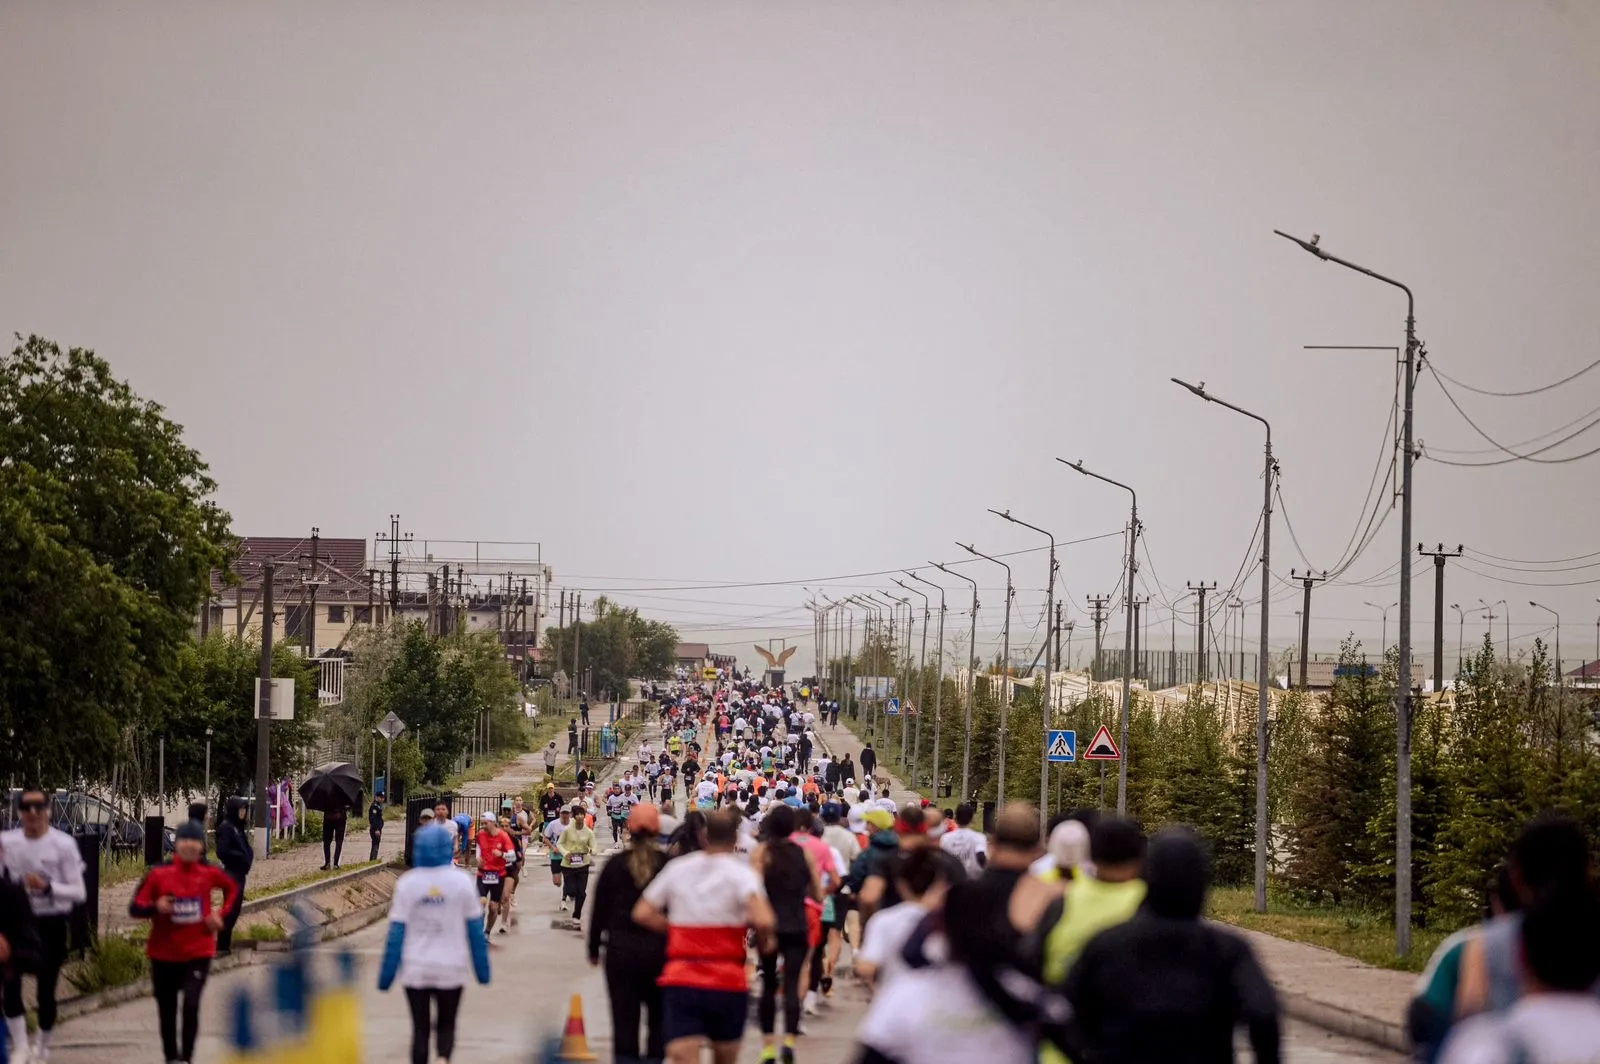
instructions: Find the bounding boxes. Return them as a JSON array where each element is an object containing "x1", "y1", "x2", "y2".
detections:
[
  {"x1": 1424, "y1": 364, "x2": 1600, "y2": 466},
  {"x1": 1431, "y1": 355, "x2": 1600, "y2": 398}
]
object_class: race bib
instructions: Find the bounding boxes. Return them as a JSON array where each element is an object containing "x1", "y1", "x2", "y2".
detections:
[
  {"x1": 568, "y1": 853, "x2": 587, "y2": 867},
  {"x1": 479, "y1": 872, "x2": 500, "y2": 885},
  {"x1": 171, "y1": 896, "x2": 204, "y2": 925}
]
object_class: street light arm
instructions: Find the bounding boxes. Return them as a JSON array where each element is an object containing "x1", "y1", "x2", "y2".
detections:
[
  {"x1": 1274, "y1": 230, "x2": 1415, "y2": 314},
  {"x1": 1170, "y1": 379, "x2": 1272, "y2": 439},
  {"x1": 1055, "y1": 458, "x2": 1138, "y2": 513}
]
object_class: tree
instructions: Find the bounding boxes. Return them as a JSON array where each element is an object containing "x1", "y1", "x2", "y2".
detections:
[
  {"x1": 0, "y1": 335, "x2": 233, "y2": 787},
  {"x1": 542, "y1": 597, "x2": 677, "y2": 697}
]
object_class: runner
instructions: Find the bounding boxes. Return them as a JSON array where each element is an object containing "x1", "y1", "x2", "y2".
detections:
[
  {"x1": 545, "y1": 807, "x2": 572, "y2": 910},
  {"x1": 127, "y1": 820, "x2": 239, "y2": 1064},
  {"x1": 633, "y1": 809, "x2": 777, "y2": 1064},
  {"x1": 379, "y1": 823, "x2": 491, "y2": 1064},
  {"x1": 560, "y1": 802, "x2": 598, "y2": 921},
  {"x1": 1, "y1": 788, "x2": 88, "y2": 1062},
  {"x1": 751, "y1": 805, "x2": 823, "y2": 1063},
  {"x1": 606, "y1": 783, "x2": 632, "y2": 844},
  {"x1": 474, "y1": 813, "x2": 517, "y2": 937},
  {"x1": 589, "y1": 804, "x2": 670, "y2": 1064}
]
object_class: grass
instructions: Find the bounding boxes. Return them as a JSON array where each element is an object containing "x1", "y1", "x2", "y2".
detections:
[
  {"x1": 65, "y1": 934, "x2": 149, "y2": 994},
  {"x1": 1208, "y1": 885, "x2": 1449, "y2": 973},
  {"x1": 244, "y1": 859, "x2": 380, "y2": 901},
  {"x1": 243, "y1": 920, "x2": 288, "y2": 942}
]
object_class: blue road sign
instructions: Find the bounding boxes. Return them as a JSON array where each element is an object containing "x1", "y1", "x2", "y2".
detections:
[
  {"x1": 886, "y1": 697, "x2": 900, "y2": 716},
  {"x1": 1047, "y1": 729, "x2": 1077, "y2": 763}
]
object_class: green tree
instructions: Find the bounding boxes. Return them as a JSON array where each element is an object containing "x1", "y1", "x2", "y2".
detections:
[
  {"x1": 0, "y1": 336, "x2": 233, "y2": 787},
  {"x1": 1283, "y1": 638, "x2": 1394, "y2": 906},
  {"x1": 542, "y1": 597, "x2": 677, "y2": 697}
]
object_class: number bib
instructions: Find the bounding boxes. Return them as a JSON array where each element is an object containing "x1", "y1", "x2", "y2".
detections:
[
  {"x1": 567, "y1": 853, "x2": 587, "y2": 867},
  {"x1": 171, "y1": 896, "x2": 204, "y2": 925},
  {"x1": 479, "y1": 872, "x2": 500, "y2": 885}
]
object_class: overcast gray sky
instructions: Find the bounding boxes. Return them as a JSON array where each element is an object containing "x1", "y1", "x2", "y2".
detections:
[{"x1": 4, "y1": 2, "x2": 1598, "y2": 678}]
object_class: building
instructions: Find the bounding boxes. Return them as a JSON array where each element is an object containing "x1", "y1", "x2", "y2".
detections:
[{"x1": 674, "y1": 642, "x2": 737, "y2": 675}]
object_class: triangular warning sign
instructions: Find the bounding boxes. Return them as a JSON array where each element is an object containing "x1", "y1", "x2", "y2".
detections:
[
  {"x1": 1083, "y1": 724, "x2": 1121, "y2": 761},
  {"x1": 1048, "y1": 732, "x2": 1075, "y2": 761}
]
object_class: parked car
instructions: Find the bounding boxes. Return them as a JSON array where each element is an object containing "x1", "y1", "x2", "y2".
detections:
[{"x1": 1, "y1": 789, "x2": 175, "y2": 854}]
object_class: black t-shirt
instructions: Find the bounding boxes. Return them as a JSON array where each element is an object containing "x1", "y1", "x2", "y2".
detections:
[
  {"x1": 368, "y1": 801, "x2": 385, "y2": 830},
  {"x1": 540, "y1": 793, "x2": 565, "y2": 821}
]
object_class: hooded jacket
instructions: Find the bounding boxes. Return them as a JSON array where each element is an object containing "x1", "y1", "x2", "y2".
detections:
[
  {"x1": 378, "y1": 825, "x2": 490, "y2": 991},
  {"x1": 1058, "y1": 830, "x2": 1281, "y2": 1064},
  {"x1": 215, "y1": 797, "x2": 253, "y2": 879}
]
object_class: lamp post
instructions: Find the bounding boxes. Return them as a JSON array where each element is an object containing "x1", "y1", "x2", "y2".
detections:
[
  {"x1": 958, "y1": 543, "x2": 1013, "y2": 801},
  {"x1": 1364, "y1": 602, "x2": 1397, "y2": 657},
  {"x1": 877, "y1": 592, "x2": 912, "y2": 765},
  {"x1": 907, "y1": 570, "x2": 947, "y2": 799},
  {"x1": 933, "y1": 561, "x2": 980, "y2": 802},
  {"x1": 1057, "y1": 459, "x2": 1139, "y2": 816},
  {"x1": 1530, "y1": 602, "x2": 1560, "y2": 687},
  {"x1": 894, "y1": 579, "x2": 930, "y2": 786},
  {"x1": 1450, "y1": 604, "x2": 1466, "y2": 678},
  {"x1": 848, "y1": 596, "x2": 881, "y2": 735},
  {"x1": 1480, "y1": 599, "x2": 1508, "y2": 662},
  {"x1": 204, "y1": 727, "x2": 213, "y2": 800},
  {"x1": 1276, "y1": 228, "x2": 1421, "y2": 957},
  {"x1": 990, "y1": 509, "x2": 1058, "y2": 835},
  {"x1": 1170, "y1": 377, "x2": 1275, "y2": 913}
]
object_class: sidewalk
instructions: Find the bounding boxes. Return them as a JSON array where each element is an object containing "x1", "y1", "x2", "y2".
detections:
[{"x1": 811, "y1": 704, "x2": 1413, "y2": 1052}]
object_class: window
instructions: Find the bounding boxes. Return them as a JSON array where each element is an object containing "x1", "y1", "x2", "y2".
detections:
[
  {"x1": 354, "y1": 606, "x2": 373, "y2": 624},
  {"x1": 327, "y1": 604, "x2": 346, "y2": 624}
]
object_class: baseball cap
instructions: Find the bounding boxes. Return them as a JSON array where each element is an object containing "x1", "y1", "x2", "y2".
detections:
[
  {"x1": 863, "y1": 809, "x2": 895, "y2": 832},
  {"x1": 628, "y1": 802, "x2": 661, "y2": 834},
  {"x1": 419, "y1": 808, "x2": 436, "y2": 821},
  {"x1": 481, "y1": 811, "x2": 497, "y2": 823},
  {"x1": 501, "y1": 799, "x2": 514, "y2": 810},
  {"x1": 176, "y1": 820, "x2": 206, "y2": 843}
]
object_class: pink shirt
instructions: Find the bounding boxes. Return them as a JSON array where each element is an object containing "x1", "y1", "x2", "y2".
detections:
[{"x1": 795, "y1": 833, "x2": 839, "y2": 888}]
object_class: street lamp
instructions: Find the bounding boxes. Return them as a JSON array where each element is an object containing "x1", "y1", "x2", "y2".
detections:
[
  {"x1": 907, "y1": 571, "x2": 947, "y2": 799},
  {"x1": 991, "y1": 508, "x2": 1059, "y2": 833},
  {"x1": 1277, "y1": 228, "x2": 1421, "y2": 957},
  {"x1": 1170, "y1": 377, "x2": 1276, "y2": 913},
  {"x1": 893, "y1": 578, "x2": 930, "y2": 784},
  {"x1": 204, "y1": 727, "x2": 214, "y2": 800},
  {"x1": 1529, "y1": 602, "x2": 1560, "y2": 685},
  {"x1": 1480, "y1": 599, "x2": 1508, "y2": 662},
  {"x1": 957, "y1": 543, "x2": 1014, "y2": 801},
  {"x1": 1057, "y1": 458, "x2": 1139, "y2": 816},
  {"x1": 1364, "y1": 602, "x2": 1397, "y2": 657},
  {"x1": 932, "y1": 561, "x2": 980, "y2": 801},
  {"x1": 1450, "y1": 604, "x2": 1466, "y2": 678}
]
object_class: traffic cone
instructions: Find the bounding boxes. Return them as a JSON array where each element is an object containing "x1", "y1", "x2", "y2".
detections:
[{"x1": 557, "y1": 993, "x2": 598, "y2": 1061}]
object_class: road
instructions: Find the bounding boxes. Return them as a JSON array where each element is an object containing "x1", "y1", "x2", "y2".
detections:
[{"x1": 47, "y1": 860, "x2": 1400, "y2": 1063}]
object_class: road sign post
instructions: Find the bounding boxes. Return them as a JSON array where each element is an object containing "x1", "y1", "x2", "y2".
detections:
[
  {"x1": 886, "y1": 697, "x2": 900, "y2": 717},
  {"x1": 1083, "y1": 723, "x2": 1122, "y2": 761},
  {"x1": 1047, "y1": 729, "x2": 1077, "y2": 763},
  {"x1": 376, "y1": 711, "x2": 406, "y2": 799}
]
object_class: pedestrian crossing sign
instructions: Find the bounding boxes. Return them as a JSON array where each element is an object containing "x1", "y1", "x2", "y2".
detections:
[
  {"x1": 1047, "y1": 729, "x2": 1077, "y2": 763},
  {"x1": 886, "y1": 697, "x2": 900, "y2": 716},
  {"x1": 1083, "y1": 723, "x2": 1121, "y2": 761}
]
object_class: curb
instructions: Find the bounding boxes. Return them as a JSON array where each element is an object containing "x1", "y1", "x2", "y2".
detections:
[
  {"x1": 241, "y1": 859, "x2": 396, "y2": 914},
  {"x1": 1280, "y1": 990, "x2": 1408, "y2": 1054}
]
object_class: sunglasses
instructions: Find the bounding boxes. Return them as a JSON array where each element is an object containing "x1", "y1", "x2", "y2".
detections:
[{"x1": 18, "y1": 801, "x2": 47, "y2": 813}]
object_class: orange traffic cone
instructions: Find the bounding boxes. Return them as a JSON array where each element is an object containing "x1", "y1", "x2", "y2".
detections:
[{"x1": 557, "y1": 993, "x2": 598, "y2": 1062}]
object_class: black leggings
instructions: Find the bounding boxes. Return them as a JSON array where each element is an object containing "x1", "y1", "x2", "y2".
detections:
[
  {"x1": 564, "y1": 867, "x2": 591, "y2": 920},
  {"x1": 605, "y1": 959, "x2": 664, "y2": 1063},
  {"x1": 217, "y1": 872, "x2": 246, "y2": 953},
  {"x1": 152, "y1": 957, "x2": 211, "y2": 1063},
  {"x1": 3, "y1": 915, "x2": 68, "y2": 1031},
  {"x1": 758, "y1": 931, "x2": 810, "y2": 1037},
  {"x1": 404, "y1": 986, "x2": 463, "y2": 1064}
]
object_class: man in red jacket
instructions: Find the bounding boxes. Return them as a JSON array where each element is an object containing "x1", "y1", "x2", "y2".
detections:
[{"x1": 129, "y1": 820, "x2": 241, "y2": 1064}]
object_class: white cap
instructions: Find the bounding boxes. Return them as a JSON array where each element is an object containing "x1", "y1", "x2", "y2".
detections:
[{"x1": 481, "y1": 811, "x2": 497, "y2": 822}]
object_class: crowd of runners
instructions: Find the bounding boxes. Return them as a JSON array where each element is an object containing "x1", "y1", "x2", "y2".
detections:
[{"x1": 3, "y1": 671, "x2": 1600, "y2": 1064}]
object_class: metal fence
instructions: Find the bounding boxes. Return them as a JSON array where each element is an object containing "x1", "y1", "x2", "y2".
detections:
[
  {"x1": 1094, "y1": 649, "x2": 1260, "y2": 692},
  {"x1": 403, "y1": 792, "x2": 509, "y2": 866}
]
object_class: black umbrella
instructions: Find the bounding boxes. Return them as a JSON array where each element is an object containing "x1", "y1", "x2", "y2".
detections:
[{"x1": 298, "y1": 762, "x2": 363, "y2": 813}]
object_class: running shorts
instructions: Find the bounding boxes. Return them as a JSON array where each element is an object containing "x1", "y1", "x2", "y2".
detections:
[
  {"x1": 661, "y1": 987, "x2": 748, "y2": 1045},
  {"x1": 477, "y1": 874, "x2": 505, "y2": 902},
  {"x1": 550, "y1": 854, "x2": 564, "y2": 871}
]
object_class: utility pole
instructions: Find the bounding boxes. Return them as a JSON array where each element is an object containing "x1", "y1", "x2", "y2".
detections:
[
  {"x1": 1290, "y1": 569, "x2": 1327, "y2": 688},
  {"x1": 1055, "y1": 603, "x2": 1064, "y2": 672},
  {"x1": 1131, "y1": 596, "x2": 1150, "y2": 683},
  {"x1": 254, "y1": 562, "x2": 275, "y2": 839},
  {"x1": 1420, "y1": 545, "x2": 1463, "y2": 693},
  {"x1": 933, "y1": 562, "x2": 979, "y2": 802},
  {"x1": 1188, "y1": 582, "x2": 1217, "y2": 681},
  {"x1": 1087, "y1": 596, "x2": 1110, "y2": 681},
  {"x1": 301, "y1": 527, "x2": 321, "y2": 660},
  {"x1": 572, "y1": 593, "x2": 583, "y2": 697},
  {"x1": 375, "y1": 514, "x2": 410, "y2": 617},
  {"x1": 959, "y1": 543, "x2": 1013, "y2": 801},
  {"x1": 367, "y1": 569, "x2": 379, "y2": 626}
]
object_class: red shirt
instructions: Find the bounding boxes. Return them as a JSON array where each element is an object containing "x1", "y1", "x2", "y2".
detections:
[
  {"x1": 130, "y1": 859, "x2": 241, "y2": 962},
  {"x1": 476, "y1": 829, "x2": 515, "y2": 876}
]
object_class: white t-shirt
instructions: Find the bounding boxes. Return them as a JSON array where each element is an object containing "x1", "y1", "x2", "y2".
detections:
[
  {"x1": 857, "y1": 902, "x2": 929, "y2": 990},
  {"x1": 696, "y1": 779, "x2": 718, "y2": 803},
  {"x1": 0, "y1": 828, "x2": 88, "y2": 918},
  {"x1": 821, "y1": 824, "x2": 862, "y2": 866},
  {"x1": 544, "y1": 819, "x2": 569, "y2": 849},
  {"x1": 1441, "y1": 994, "x2": 1600, "y2": 1064},
  {"x1": 939, "y1": 827, "x2": 988, "y2": 879},
  {"x1": 858, "y1": 944, "x2": 1034, "y2": 1064},
  {"x1": 640, "y1": 851, "x2": 765, "y2": 938},
  {"x1": 388, "y1": 865, "x2": 481, "y2": 989}
]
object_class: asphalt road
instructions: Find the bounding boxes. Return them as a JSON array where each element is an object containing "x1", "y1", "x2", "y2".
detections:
[{"x1": 47, "y1": 856, "x2": 1403, "y2": 1063}]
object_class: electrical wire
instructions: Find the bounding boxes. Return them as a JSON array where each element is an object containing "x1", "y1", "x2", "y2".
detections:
[
  {"x1": 1424, "y1": 364, "x2": 1600, "y2": 466},
  {"x1": 1431, "y1": 356, "x2": 1600, "y2": 398}
]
